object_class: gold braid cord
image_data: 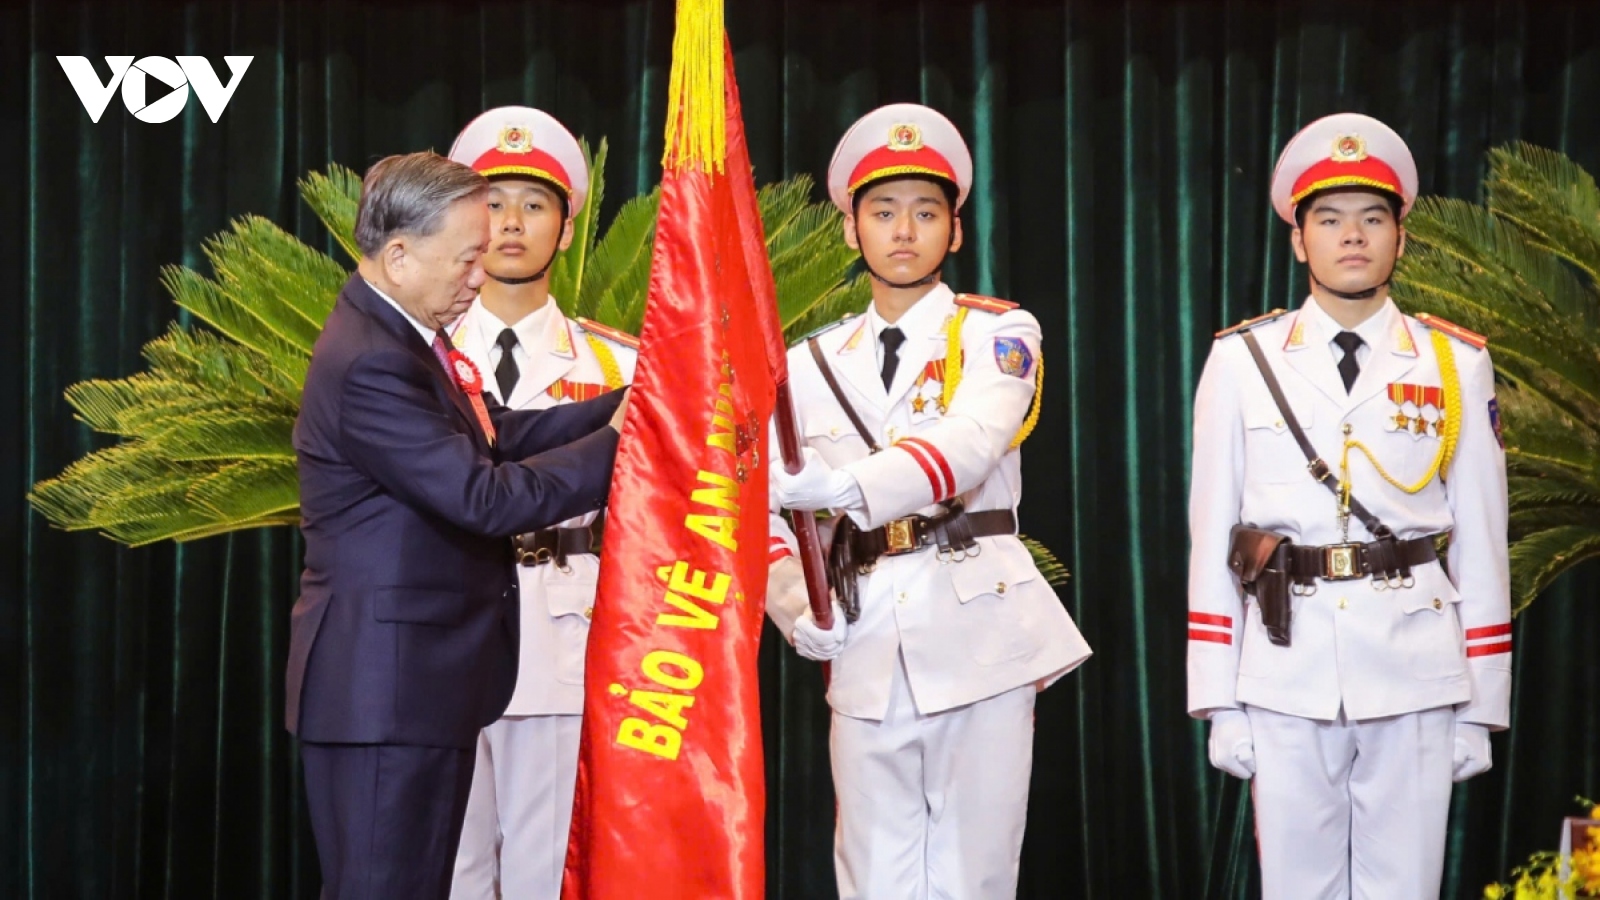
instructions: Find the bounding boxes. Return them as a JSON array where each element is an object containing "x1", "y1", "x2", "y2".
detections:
[
  {"x1": 938, "y1": 308, "x2": 1042, "y2": 450},
  {"x1": 1340, "y1": 328, "x2": 1463, "y2": 494},
  {"x1": 584, "y1": 333, "x2": 625, "y2": 391}
]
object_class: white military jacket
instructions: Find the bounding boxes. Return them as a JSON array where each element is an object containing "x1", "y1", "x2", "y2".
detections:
[
  {"x1": 769, "y1": 283, "x2": 1092, "y2": 720},
  {"x1": 1186, "y1": 297, "x2": 1511, "y2": 728},
  {"x1": 449, "y1": 298, "x2": 637, "y2": 716}
]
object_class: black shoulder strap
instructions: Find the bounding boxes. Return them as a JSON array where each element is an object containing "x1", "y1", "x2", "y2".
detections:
[
  {"x1": 807, "y1": 337, "x2": 883, "y2": 454},
  {"x1": 1239, "y1": 331, "x2": 1393, "y2": 540}
]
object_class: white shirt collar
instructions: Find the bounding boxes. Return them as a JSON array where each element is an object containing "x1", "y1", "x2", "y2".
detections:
[
  {"x1": 474, "y1": 297, "x2": 556, "y2": 356},
  {"x1": 1300, "y1": 294, "x2": 1398, "y2": 359},
  {"x1": 865, "y1": 282, "x2": 954, "y2": 362},
  {"x1": 364, "y1": 278, "x2": 436, "y2": 344}
]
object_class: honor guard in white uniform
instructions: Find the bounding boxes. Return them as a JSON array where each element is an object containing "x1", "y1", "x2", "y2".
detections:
[
  {"x1": 443, "y1": 107, "x2": 637, "y2": 900},
  {"x1": 767, "y1": 103, "x2": 1092, "y2": 900},
  {"x1": 1187, "y1": 113, "x2": 1511, "y2": 899}
]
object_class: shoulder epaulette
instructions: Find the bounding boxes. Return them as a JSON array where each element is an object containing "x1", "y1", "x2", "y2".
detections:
[
  {"x1": 953, "y1": 293, "x2": 1019, "y2": 314},
  {"x1": 1214, "y1": 308, "x2": 1289, "y2": 339},
  {"x1": 574, "y1": 317, "x2": 640, "y2": 351},
  {"x1": 791, "y1": 313, "x2": 858, "y2": 347},
  {"x1": 1415, "y1": 313, "x2": 1487, "y2": 350}
]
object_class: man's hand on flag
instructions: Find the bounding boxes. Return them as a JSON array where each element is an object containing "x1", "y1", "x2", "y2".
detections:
[
  {"x1": 792, "y1": 601, "x2": 848, "y2": 660},
  {"x1": 606, "y1": 387, "x2": 631, "y2": 433},
  {"x1": 776, "y1": 447, "x2": 863, "y2": 512}
]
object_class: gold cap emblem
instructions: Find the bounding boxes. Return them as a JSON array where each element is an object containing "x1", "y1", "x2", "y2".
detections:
[
  {"x1": 497, "y1": 125, "x2": 533, "y2": 154},
  {"x1": 887, "y1": 123, "x2": 923, "y2": 152},
  {"x1": 1331, "y1": 133, "x2": 1367, "y2": 163}
]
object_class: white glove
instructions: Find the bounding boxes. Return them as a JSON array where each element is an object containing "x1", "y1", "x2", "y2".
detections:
[
  {"x1": 1452, "y1": 723, "x2": 1492, "y2": 782},
  {"x1": 1208, "y1": 709, "x2": 1256, "y2": 780},
  {"x1": 791, "y1": 602, "x2": 848, "y2": 661},
  {"x1": 775, "y1": 447, "x2": 863, "y2": 512}
]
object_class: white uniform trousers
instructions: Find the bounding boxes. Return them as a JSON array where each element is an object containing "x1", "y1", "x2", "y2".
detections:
[
  {"x1": 832, "y1": 652, "x2": 1036, "y2": 900},
  {"x1": 450, "y1": 714, "x2": 582, "y2": 900},
  {"x1": 1248, "y1": 704, "x2": 1454, "y2": 900}
]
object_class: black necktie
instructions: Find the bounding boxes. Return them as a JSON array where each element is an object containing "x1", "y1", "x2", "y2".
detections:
[
  {"x1": 1333, "y1": 331, "x2": 1363, "y2": 393},
  {"x1": 494, "y1": 328, "x2": 520, "y2": 400},
  {"x1": 879, "y1": 327, "x2": 906, "y2": 390}
]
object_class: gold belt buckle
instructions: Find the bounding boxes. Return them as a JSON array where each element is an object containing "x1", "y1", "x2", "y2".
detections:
[
  {"x1": 1323, "y1": 543, "x2": 1362, "y2": 580},
  {"x1": 885, "y1": 518, "x2": 917, "y2": 554}
]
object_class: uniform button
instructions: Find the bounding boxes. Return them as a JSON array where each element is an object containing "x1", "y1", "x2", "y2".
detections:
[
  {"x1": 830, "y1": 426, "x2": 840, "y2": 437},
  {"x1": 584, "y1": 607, "x2": 594, "y2": 619},
  {"x1": 1432, "y1": 598, "x2": 1442, "y2": 610},
  {"x1": 897, "y1": 592, "x2": 907, "y2": 605},
  {"x1": 996, "y1": 582, "x2": 1007, "y2": 594},
  {"x1": 1274, "y1": 420, "x2": 1284, "y2": 429},
  {"x1": 887, "y1": 426, "x2": 898, "y2": 442},
  {"x1": 1337, "y1": 597, "x2": 1347, "y2": 610}
]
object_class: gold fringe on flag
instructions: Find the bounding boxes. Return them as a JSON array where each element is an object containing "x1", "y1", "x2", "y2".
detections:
[{"x1": 662, "y1": 0, "x2": 726, "y2": 174}]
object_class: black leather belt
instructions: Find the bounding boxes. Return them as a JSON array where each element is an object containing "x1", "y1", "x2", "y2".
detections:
[
  {"x1": 848, "y1": 508, "x2": 1017, "y2": 565},
  {"x1": 1277, "y1": 533, "x2": 1440, "y2": 591},
  {"x1": 514, "y1": 513, "x2": 605, "y2": 569}
]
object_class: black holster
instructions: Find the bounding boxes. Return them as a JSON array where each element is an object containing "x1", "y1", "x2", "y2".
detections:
[{"x1": 1227, "y1": 524, "x2": 1293, "y2": 647}]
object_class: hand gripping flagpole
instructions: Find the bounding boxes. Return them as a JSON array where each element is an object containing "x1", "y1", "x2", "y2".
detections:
[{"x1": 774, "y1": 386, "x2": 834, "y2": 629}]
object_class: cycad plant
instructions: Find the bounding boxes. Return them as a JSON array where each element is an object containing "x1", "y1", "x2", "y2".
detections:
[
  {"x1": 1392, "y1": 142, "x2": 1600, "y2": 612},
  {"x1": 28, "y1": 140, "x2": 1069, "y2": 584}
]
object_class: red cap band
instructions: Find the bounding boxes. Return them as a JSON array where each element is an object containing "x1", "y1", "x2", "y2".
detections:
[
  {"x1": 847, "y1": 145, "x2": 957, "y2": 196},
  {"x1": 1290, "y1": 157, "x2": 1403, "y2": 206},
  {"x1": 469, "y1": 147, "x2": 573, "y2": 196}
]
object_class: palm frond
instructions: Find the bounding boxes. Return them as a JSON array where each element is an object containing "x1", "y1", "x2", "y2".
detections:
[
  {"x1": 1022, "y1": 535, "x2": 1071, "y2": 587},
  {"x1": 298, "y1": 165, "x2": 364, "y2": 264},
  {"x1": 1507, "y1": 526, "x2": 1600, "y2": 613},
  {"x1": 580, "y1": 188, "x2": 660, "y2": 329},
  {"x1": 786, "y1": 274, "x2": 872, "y2": 340},
  {"x1": 1394, "y1": 141, "x2": 1600, "y2": 612}
]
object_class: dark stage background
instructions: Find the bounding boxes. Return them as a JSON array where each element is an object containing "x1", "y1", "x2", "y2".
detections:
[{"x1": 4, "y1": 1, "x2": 1599, "y2": 897}]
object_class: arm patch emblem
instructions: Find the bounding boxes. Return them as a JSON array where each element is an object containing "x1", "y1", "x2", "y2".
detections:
[{"x1": 993, "y1": 337, "x2": 1033, "y2": 378}]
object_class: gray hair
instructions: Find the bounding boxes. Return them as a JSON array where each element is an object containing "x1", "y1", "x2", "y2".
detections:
[{"x1": 354, "y1": 152, "x2": 488, "y2": 258}]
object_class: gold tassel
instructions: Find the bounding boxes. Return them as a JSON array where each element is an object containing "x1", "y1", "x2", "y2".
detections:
[{"x1": 662, "y1": 0, "x2": 726, "y2": 174}]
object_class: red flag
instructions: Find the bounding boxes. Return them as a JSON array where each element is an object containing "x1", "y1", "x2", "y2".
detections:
[{"x1": 563, "y1": 3, "x2": 785, "y2": 897}]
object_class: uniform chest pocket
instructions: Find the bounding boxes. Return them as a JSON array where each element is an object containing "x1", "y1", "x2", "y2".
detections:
[
  {"x1": 803, "y1": 418, "x2": 873, "y2": 462},
  {"x1": 1244, "y1": 400, "x2": 1315, "y2": 484}
]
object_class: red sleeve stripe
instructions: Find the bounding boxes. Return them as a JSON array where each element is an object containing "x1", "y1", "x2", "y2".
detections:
[
  {"x1": 894, "y1": 439, "x2": 949, "y2": 501},
  {"x1": 1464, "y1": 623, "x2": 1513, "y2": 641},
  {"x1": 769, "y1": 547, "x2": 794, "y2": 563},
  {"x1": 1466, "y1": 641, "x2": 1512, "y2": 658},
  {"x1": 898, "y1": 437, "x2": 955, "y2": 500},
  {"x1": 1188, "y1": 628, "x2": 1232, "y2": 646},
  {"x1": 1189, "y1": 612, "x2": 1233, "y2": 628}
]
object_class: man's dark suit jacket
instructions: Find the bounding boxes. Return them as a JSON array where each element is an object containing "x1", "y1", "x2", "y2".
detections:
[{"x1": 288, "y1": 274, "x2": 624, "y2": 748}]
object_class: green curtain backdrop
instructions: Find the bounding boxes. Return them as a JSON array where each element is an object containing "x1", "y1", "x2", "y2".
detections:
[{"x1": 6, "y1": 1, "x2": 1599, "y2": 897}]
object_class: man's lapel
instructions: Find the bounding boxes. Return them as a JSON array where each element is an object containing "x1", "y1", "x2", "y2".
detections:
[
  {"x1": 1280, "y1": 304, "x2": 1357, "y2": 411},
  {"x1": 830, "y1": 316, "x2": 888, "y2": 415},
  {"x1": 347, "y1": 278, "x2": 488, "y2": 449}
]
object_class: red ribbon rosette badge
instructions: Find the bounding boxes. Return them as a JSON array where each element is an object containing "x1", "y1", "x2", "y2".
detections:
[{"x1": 447, "y1": 350, "x2": 498, "y2": 445}]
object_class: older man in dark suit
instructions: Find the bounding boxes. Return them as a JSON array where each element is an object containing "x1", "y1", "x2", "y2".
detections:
[{"x1": 288, "y1": 152, "x2": 627, "y2": 899}]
